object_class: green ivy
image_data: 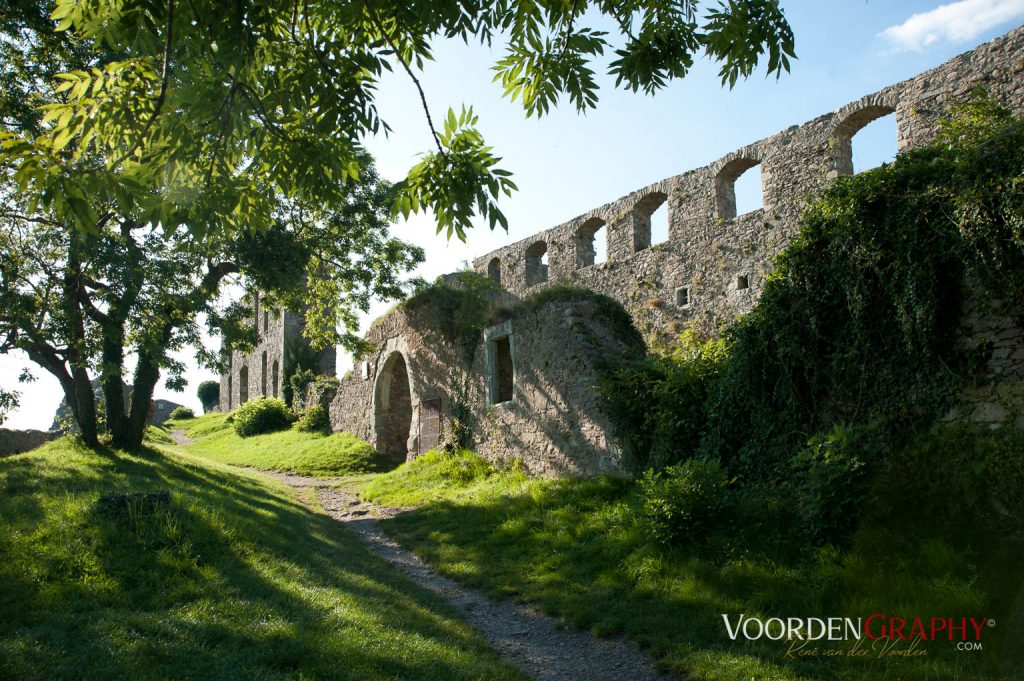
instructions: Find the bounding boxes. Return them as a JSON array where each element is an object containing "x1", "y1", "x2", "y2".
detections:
[{"x1": 600, "y1": 95, "x2": 1024, "y2": 543}]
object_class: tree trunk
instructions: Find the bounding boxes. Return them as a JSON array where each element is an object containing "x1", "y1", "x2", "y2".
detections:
[
  {"x1": 126, "y1": 351, "x2": 161, "y2": 448},
  {"x1": 64, "y1": 232, "x2": 99, "y2": 447},
  {"x1": 103, "y1": 331, "x2": 132, "y2": 449}
]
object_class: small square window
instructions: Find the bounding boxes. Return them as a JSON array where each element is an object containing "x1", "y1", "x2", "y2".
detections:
[
  {"x1": 674, "y1": 286, "x2": 690, "y2": 307},
  {"x1": 736, "y1": 275, "x2": 749, "y2": 290}
]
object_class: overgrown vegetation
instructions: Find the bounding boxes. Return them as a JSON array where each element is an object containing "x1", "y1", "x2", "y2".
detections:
[
  {"x1": 168, "y1": 406, "x2": 194, "y2": 420},
  {"x1": 196, "y1": 381, "x2": 219, "y2": 411},
  {"x1": 172, "y1": 413, "x2": 393, "y2": 477},
  {"x1": 361, "y1": 438, "x2": 1024, "y2": 680},
  {"x1": 293, "y1": 404, "x2": 331, "y2": 434},
  {"x1": 231, "y1": 397, "x2": 294, "y2": 437},
  {"x1": 600, "y1": 95, "x2": 1024, "y2": 543},
  {"x1": 0, "y1": 437, "x2": 524, "y2": 679}
]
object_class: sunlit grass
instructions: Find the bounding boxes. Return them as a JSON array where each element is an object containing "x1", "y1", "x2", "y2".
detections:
[
  {"x1": 0, "y1": 437, "x2": 525, "y2": 680},
  {"x1": 359, "y1": 448, "x2": 1024, "y2": 681},
  {"x1": 163, "y1": 412, "x2": 395, "y2": 478}
]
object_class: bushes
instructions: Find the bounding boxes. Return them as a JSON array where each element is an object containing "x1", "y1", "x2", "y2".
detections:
[
  {"x1": 639, "y1": 458, "x2": 731, "y2": 547},
  {"x1": 600, "y1": 330, "x2": 723, "y2": 470},
  {"x1": 168, "y1": 406, "x2": 195, "y2": 420},
  {"x1": 232, "y1": 398, "x2": 294, "y2": 437},
  {"x1": 598, "y1": 97, "x2": 1024, "y2": 550},
  {"x1": 196, "y1": 381, "x2": 219, "y2": 410},
  {"x1": 293, "y1": 404, "x2": 330, "y2": 433}
]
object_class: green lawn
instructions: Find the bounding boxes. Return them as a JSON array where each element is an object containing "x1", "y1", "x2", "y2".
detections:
[
  {"x1": 0, "y1": 437, "x2": 525, "y2": 680},
  {"x1": 359, "y1": 449, "x2": 1024, "y2": 681},
  {"x1": 164, "y1": 412, "x2": 395, "y2": 477}
]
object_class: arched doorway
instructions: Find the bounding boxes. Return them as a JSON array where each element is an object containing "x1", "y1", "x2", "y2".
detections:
[{"x1": 374, "y1": 352, "x2": 412, "y2": 458}]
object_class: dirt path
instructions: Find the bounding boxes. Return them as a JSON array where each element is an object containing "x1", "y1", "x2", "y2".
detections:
[
  {"x1": 169, "y1": 429, "x2": 194, "y2": 445},
  {"x1": 259, "y1": 470, "x2": 673, "y2": 681}
]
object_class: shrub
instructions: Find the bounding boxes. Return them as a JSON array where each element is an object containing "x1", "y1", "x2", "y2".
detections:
[
  {"x1": 168, "y1": 406, "x2": 195, "y2": 420},
  {"x1": 288, "y1": 368, "x2": 316, "y2": 409},
  {"x1": 197, "y1": 381, "x2": 219, "y2": 409},
  {"x1": 599, "y1": 330, "x2": 723, "y2": 470},
  {"x1": 789, "y1": 424, "x2": 881, "y2": 543},
  {"x1": 639, "y1": 458, "x2": 731, "y2": 548},
  {"x1": 233, "y1": 398, "x2": 294, "y2": 437},
  {"x1": 293, "y1": 404, "x2": 330, "y2": 433}
]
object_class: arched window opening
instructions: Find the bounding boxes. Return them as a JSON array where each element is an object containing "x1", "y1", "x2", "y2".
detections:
[
  {"x1": 272, "y1": 360, "x2": 280, "y2": 398},
  {"x1": 260, "y1": 351, "x2": 268, "y2": 396},
  {"x1": 525, "y1": 241, "x2": 549, "y2": 286},
  {"x1": 650, "y1": 203, "x2": 669, "y2": 246},
  {"x1": 487, "y1": 257, "x2": 502, "y2": 285},
  {"x1": 239, "y1": 366, "x2": 249, "y2": 404},
  {"x1": 632, "y1": 192, "x2": 668, "y2": 252},
  {"x1": 575, "y1": 217, "x2": 607, "y2": 268},
  {"x1": 263, "y1": 311, "x2": 269, "y2": 334},
  {"x1": 833, "y1": 105, "x2": 897, "y2": 176},
  {"x1": 716, "y1": 158, "x2": 762, "y2": 220}
]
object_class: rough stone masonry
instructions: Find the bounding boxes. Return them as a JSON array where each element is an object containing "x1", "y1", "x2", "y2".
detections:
[{"x1": 222, "y1": 26, "x2": 1024, "y2": 475}]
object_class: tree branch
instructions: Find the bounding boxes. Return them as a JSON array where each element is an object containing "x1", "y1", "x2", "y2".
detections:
[
  {"x1": 115, "y1": 0, "x2": 176, "y2": 166},
  {"x1": 366, "y1": 7, "x2": 446, "y2": 159}
]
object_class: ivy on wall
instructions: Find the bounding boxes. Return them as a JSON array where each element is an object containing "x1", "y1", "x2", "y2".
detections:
[{"x1": 600, "y1": 95, "x2": 1024, "y2": 539}]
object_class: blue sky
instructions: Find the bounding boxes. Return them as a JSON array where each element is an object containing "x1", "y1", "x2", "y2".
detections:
[{"x1": 3, "y1": 0, "x2": 1023, "y2": 430}]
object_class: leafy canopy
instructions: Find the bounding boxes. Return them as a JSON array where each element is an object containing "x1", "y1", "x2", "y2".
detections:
[{"x1": 2, "y1": 0, "x2": 795, "y2": 241}]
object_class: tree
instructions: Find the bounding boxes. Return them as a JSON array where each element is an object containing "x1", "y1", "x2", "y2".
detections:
[
  {"x1": 3, "y1": 0, "x2": 795, "y2": 240},
  {"x1": 197, "y1": 380, "x2": 220, "y2": 411},
  {"x1": 0, "y1": 0, "x2": 795, "y2": 447}
]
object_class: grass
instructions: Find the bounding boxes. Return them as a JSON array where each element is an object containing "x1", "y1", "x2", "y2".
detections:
[
  {"x1": 0, "y1": 436, "x2": 526, "y2": 680},
  {"x1": 360, "y1": 447, "x2": 1024, "y2": 681},
  {"x1": 163, "y1": 412, "x2": 395, "y2": 477}
]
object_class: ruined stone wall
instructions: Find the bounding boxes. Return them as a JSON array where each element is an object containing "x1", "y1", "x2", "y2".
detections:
[
  {"x1": 219, "y1": 293, "x2": 336, "y2": 412},
  {"x1": 469, "y1": 300, "x2": 637, "y2": 475},
  {"x1": 0, "y1": 429, "x2": 57, "y2": 457},
  {"x1": 473, "y1": 27, "x2": 1024, "y2": 342},
  {"x1": 328, "y1": 296, "x2": 636, "y2": 474},
  {"x1": 315, "y1": 28, "x2": 1024, "y2": 473}
]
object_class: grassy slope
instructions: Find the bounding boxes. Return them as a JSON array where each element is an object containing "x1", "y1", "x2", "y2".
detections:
[
  {"x1": 165, "y1": 412, "x2": 395, "y2": 477},
  {"x1": 0, "y1": 438, "x2": 525, "y2": 680},
  {"x1": 360, "y1": 450, "x2": 1024, "y2": 681}
]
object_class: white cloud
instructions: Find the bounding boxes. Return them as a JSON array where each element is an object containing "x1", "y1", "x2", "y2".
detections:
[{"x1": 880, "y1": 0, "x2": 1024, "y2": 51}]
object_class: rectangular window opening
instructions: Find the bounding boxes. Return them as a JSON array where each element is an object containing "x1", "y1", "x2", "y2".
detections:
[
  {"x1": 736, "y1": 275, "x2": 749, "y2": 290},
  {"x1": 675, "y1": 286, "x2": 690, "y2": 307},
  {"x1": 494, "y1": 337, "x2": 514, "y2": 404}
]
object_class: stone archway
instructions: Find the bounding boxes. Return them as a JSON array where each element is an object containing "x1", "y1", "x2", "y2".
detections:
[{"x1": 374, "y1": 351, "x2": 412, "y2": 459}]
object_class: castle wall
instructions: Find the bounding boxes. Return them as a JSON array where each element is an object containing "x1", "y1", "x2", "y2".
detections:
[
  {"x1": 231, "y1": 28, "x2": 1024, "y2": 473},
  {"x1": 473, "y1": 27, "x2": 1024, "y2": 341},
  {"x1": 328, "y1": 297, "x2": 636, "y2": 474},
  {"x1": 219, "y1": 293, "x2": 336, "y2": 412}
]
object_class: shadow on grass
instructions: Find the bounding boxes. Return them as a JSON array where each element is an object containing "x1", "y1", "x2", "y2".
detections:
[
  {"x1": 0, "y1": 442, "x2": 524, "y2": 680},
  {"x1": 374, "y1": 473, "x2": 1024, "y2": 681}
]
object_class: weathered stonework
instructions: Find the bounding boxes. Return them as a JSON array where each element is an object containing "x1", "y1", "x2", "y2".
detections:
[
  {"x1": 472, "y1": 27, "x2": 1024, "y2": 344},
  {"x1": 327, "y1": 294, "x2": 638, "y2": 474},
  {"x1": 0, "y1": 429, "x2": 57, "y2": 457},
  {"x1": 223, "y1": 28, "x2": 1024, "y2": 473},
  {"x1": 218, "y1": 292, "x2": 336, "y2": 412}
]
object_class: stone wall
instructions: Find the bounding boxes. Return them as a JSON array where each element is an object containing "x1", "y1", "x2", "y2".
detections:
[
  {"x1": 298, "y1": 27, "x2": 1024, "y2": 474},
  {"x1": 0, "y1": 429, "x2": 57, "y2": 457},
  {"x1": 219, "y1": 292, "x2": 336, "y2": 412},
  {"x1": 328, "y1": 294, "x2": 637, "y2": 474},
  {"x1": 472, "y1": 27, "x2": 1024, "y2": 342},
  {"x1": 470, "y1": 300, "x2": 638, "y2": 475}
]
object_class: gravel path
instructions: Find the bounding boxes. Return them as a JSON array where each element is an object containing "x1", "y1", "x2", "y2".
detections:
[
  {"x1": 170, "y1": 429, "x2": 194, "y2": 445},
  {"x1": 259, "y1": 470, "x2": 674, "y2": 681}
]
